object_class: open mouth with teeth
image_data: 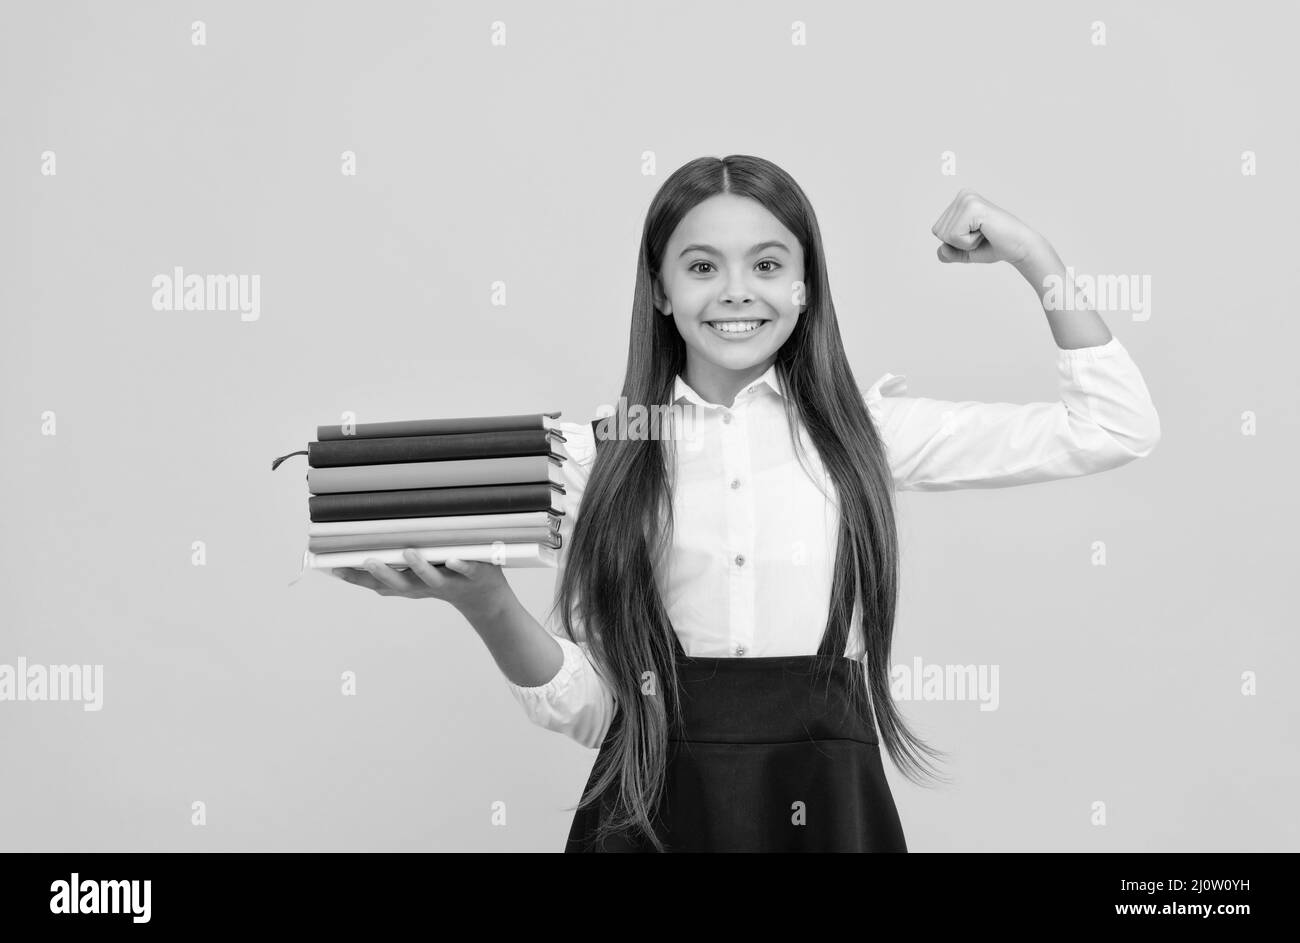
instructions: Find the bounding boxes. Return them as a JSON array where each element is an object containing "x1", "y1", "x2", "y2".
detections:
[{"x1": 705, "y1": 319, "x2": 769, "y2": 338}]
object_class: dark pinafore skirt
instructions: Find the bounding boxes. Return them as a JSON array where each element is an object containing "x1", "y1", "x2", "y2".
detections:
[{"x1": 564, "y1": 621, "x2": 908, "y2": 853}]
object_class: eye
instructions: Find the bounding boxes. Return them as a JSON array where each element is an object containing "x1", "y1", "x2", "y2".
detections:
[{"x1": 688, "y1": 259, "x2": 782, "y2": 275}]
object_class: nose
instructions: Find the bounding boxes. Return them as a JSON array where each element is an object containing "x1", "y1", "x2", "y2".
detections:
[
  {"x1": 716, "y1": 263, "x2": 757, "y2": 306},
  {"x1": 720, "y1": 284, "x2": 754, "y2": 306}
]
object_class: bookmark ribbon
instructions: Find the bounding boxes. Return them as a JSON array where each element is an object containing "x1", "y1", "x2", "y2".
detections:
[{"x1": 271, "y1": 449, "x2": 307, "y2": 471}]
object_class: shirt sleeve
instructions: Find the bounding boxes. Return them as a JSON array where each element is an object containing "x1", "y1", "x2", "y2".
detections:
[
  {"x1": 862, "y1": 334, "x2": 1161, "y2": 492},
  {"x1": 501, "y1": 419, "x2": 617, "y2": 749}
]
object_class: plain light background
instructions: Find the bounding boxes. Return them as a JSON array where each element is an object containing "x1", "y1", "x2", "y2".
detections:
[{"x1": 1, "y1": 0, "x2": 1295, "y2": 852}]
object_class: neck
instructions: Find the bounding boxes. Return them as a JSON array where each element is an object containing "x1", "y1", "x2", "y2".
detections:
[{"x1": 681, "y1": 356, "x2": 775, "y2": 408}]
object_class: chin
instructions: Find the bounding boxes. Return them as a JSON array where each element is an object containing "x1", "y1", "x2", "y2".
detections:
[{"x1": 708, "y1": 347, "x2": 779, "y2": 370}]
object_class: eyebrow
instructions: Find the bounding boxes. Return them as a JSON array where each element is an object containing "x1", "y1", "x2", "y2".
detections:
[{"x1": 678, "y1": 240, "x2": 791, "y2": 259}]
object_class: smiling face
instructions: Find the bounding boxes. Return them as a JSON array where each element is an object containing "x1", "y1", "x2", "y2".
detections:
[{"x1": 653, "y1": 193, "x2": 806, "y2": 406}]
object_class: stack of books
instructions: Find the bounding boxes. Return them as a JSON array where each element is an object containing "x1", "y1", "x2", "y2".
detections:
[{"x1": 273, "y1": 412, "x2": 568, "y2": 570}]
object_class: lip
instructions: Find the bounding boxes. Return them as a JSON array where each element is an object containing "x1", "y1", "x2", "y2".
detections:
[{"x1": 705, "y1": 318, "x2": 769, "y2": 340}]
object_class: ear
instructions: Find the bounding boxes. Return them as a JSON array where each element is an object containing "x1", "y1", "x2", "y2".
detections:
[{"x1": 651, "y1": 276, "x2": 672, "y2": 316}]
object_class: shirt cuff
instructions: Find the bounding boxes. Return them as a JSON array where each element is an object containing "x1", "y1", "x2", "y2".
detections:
[
  {"x1": 506, "y1": 633, "x2": 588, "y2": 700},
  {"x1": 1056, "y1": 334, "x2": 1127, "y2": 363},
  {"x1": 503, "y1": 634, "x2": 615, "y2": 749}
]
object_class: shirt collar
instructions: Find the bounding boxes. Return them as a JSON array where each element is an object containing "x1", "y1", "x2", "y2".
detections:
[{"x1": 672, "y1": 362, "x2": 784, "y2": 409}]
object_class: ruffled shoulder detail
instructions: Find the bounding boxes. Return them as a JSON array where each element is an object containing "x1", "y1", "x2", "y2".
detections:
[
  {"x1": 862, "y1": 372, "x2": 909, "y2": 406},
  {"x1": 557, "y1": 419, "x2": 598, "y2": 468}
]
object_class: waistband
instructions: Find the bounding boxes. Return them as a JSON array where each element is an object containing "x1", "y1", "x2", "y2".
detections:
[{"x1": 669, "y1": 654, "x2": 879, "y2": 746}]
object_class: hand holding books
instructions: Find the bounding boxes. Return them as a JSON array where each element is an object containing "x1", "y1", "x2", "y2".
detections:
[
  {"x1": 332, "y1": 552, "x2": 513, "y2": 613},
  {"x1": 272, "y1": 411, "x2": 569, "y2": 577}
]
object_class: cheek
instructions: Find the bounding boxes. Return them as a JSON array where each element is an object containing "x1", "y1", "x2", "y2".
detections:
[
  {"x1": 771, "y1": 312, "x2": 800, "y2": 346},
  {"x1": 769, "y1": 282, "x2": 804, "y2": 314},
  {"x1": 672, "y1": 286, "x2": 710, "y2": 315}
]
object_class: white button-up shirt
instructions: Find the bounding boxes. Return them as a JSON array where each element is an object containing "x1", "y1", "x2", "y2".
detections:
[{"x1": 507, "y1": 335, "x2": 1161, "y2": 748}]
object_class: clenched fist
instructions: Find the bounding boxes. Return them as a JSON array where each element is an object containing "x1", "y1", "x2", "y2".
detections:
[{"x1": 931, "y1": 189, "x2": 1044, "y2": 266}]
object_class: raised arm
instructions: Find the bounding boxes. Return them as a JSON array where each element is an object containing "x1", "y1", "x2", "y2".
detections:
[{"x1": 863, "y1": 190, "x2": 1161, "y2": 491}]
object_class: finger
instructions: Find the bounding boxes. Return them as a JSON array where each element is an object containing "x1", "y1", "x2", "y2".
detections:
[
  {"x1": 964, "y1": 239, "x2": 1001, "y2": 263},
  {"x1": 937, "y1": 239, "x2": 1000, "y2": 264},
  {"x1": 938, "y1": 195, "x2": 987, "y2": 244},
  {"x1": 443, "y1": 557, "x2": 473, "y2": 577},
  {"x1": 966, "y1": 202, "x2": 1016, "y2": 247},
  {"x1": 958, "y1": 195, "x2": 1025, "y2": 250},
  {"x1": 937, "y1": 243, "x2": 974, "y2": 263},
  {"x1": 930, "y1": 204, "x2": 955, "y2": 241},
  {"x1": 930, "y1": 188, "x2": 977, "y2": 240},
  {"x1": 363, "y1": 559, "x2": 417, "y2": 594},
  {"x1": 332, "y1": 567, "x2": 388, "y2": 593},
  {"x1": 403, "y1": 549, "x2": 451, "y2": 590},
  {"x1": 942, "y1": 229, "x2": 985, "y2": 251},
  {"x1": 445, "y1": 558, "x2": 490, "y2": 578}
]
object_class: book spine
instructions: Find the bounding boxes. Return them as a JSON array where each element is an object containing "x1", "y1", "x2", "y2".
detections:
[
  {"x1": 308, "y1": 481, "x2": 561, "y2": 523},
  {"x1": 316, "y1": 412, "x2": 558, "y2": 441},
  {"x1": 307, "y1": 454, "x2": 556, "y2": 494},
  {"x1": 307, "y1": 511, "x2": 560, "y2": 537},
  {"x1": 307, "y1": 428, "x2": 559, "y2": 468}
]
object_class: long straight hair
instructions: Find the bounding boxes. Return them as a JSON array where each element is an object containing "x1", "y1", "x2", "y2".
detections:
[{"x1": 554, "y1": 155, "x2": 948, "y2": 851}]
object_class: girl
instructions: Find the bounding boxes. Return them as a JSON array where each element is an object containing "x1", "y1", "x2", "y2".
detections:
[{"x1": 333, "y1": 155, "x2": 1161, "y2": 853}]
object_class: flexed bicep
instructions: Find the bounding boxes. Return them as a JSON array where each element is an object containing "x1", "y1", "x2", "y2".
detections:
[{"x1": 862, "y1": 336, "x2": 1160, "y2": 492}]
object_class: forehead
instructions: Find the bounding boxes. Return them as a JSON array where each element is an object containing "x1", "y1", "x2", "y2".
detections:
[{"x1": 669, "y1": 193, "x2": 797, "y2": 250}]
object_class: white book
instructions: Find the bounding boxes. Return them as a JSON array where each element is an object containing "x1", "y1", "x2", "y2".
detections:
[{"x1": 306, "y1": 542, "x2": 557, "y2": 570}]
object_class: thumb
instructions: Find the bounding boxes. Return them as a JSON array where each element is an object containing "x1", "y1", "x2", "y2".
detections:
[
  {"x1": 937, "y1": 239, "x2": 998, "y2": 264},
  {"x1": 937, "y1": 243, "x2": 972, "y2": 263}
]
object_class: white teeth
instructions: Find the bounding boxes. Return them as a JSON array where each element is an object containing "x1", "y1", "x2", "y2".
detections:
[{"x1": 710, "y1": 320, "x2": 763, "y2": 334}]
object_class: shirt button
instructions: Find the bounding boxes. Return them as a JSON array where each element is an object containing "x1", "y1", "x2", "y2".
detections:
[
  {"x1": 721, "y1": 412, "x2": 732, "y2": 424},
  {"x1": 730, "y1": 478, "x2": 740, "y2": 489},
  {"x1": 734, "y1": 645, "x2": 746, "y2": 656},
  {"x1": 734, "y1": 554, "x2": 745, "y2": 567}
]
